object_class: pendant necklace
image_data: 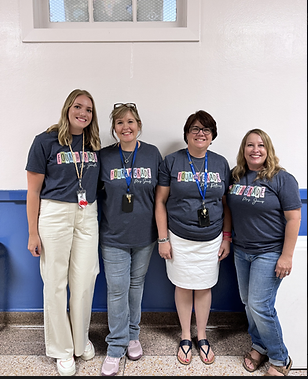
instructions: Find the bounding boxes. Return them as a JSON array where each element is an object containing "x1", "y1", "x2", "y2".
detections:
[
  {"x1": 122, "y1": 150, "x2": 134, "y2": 164},
  {"x1": 119, "y1": 142, "x2": 138, "y2": 213},
  {"x1": 191, "y1": 157, "x2": 205, "y2": 187}
]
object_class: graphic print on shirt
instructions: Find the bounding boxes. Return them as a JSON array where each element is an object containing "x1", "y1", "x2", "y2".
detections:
[
  {"x1": 228, "y1": 183, "x2": 266, "y2": 205},
  {"x1": 177, "y1": 171, "x2": 223, "y2": 189},
  {"x1": 56, "y1": 150, "x2": 98, "y2": 165},
  {"x1": 110, "y1": 167, "x2": 152, "y2": 185}
]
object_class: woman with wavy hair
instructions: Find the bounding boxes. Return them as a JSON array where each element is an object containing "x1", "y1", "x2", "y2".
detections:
[
  {"x1": 26, "y1": 89, "x2": 101, "y2": 376},
  {"x1": 227, "y1": 129, "x2": 301, "y2": 376}
]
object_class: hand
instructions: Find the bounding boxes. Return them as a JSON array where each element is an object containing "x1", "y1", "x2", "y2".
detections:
[
  {"x1": 275, "y1": 256, "x2": 292, "y2": 279},
  {"x1": 28, "y1": 235, "x2": 42, "y2": 257},
  {"x1": 218, "y1": 240, "x2": 230, "y2": 262},
  {"x1": 158, "y1": 241, "x2": 172, "y2": 260}
]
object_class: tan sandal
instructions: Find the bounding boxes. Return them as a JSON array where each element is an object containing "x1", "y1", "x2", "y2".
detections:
[
  {"x1": 264, "y1": 356, "x2": 292, "y2": 376},
  {"x1": 243, "y1": 350, "x2": 268, "y2": 372}
]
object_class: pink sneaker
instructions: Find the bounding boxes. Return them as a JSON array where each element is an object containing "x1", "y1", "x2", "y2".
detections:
[
  {"x1": 101, "y1": 356, "x2": 120, "y2": 376},
  {"x1": 127, "y1": 340, "x2": 143, "y2": 360}
]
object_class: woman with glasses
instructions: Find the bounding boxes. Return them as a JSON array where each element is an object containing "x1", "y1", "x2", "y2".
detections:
[
  {"x1": 155, "y1": 110, "x2": 231, "y2": 366},
  {"x1": 227, "y1": 129, "x2": 301, "y2": 376},
  {"x1": 98, "y1": 103, "x2": 162, "y2": 376}
]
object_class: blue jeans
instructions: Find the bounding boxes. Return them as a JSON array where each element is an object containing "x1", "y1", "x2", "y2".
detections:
[
  {"x1": 101, "y1": 242, "x2": 155, "y2": 358},
  {"x1": 234, "y1": 247, "x2": 289, "y2": 367}
]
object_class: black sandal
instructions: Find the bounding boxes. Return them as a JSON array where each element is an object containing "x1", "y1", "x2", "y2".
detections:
[
  {"x1": 198, "y1": 339, "x2": 215, "y2": 365},
  {"x1": 177, "y1": 339, "x2": 192, "y2": 365}
]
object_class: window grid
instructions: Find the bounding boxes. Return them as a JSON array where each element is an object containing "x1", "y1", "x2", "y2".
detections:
[
  {"x1": 49, "y1": 0, "x2": 177, "y2": 23},
  {"x1": 19, "y1": 0, "x2": 200, "y2": 43}
]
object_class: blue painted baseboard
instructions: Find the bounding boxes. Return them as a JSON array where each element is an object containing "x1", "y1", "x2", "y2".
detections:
[{"x1": 0, "y1": 189, "x2": 306, "y2": 312}]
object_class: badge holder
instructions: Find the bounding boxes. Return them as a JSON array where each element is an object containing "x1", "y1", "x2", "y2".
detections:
[
  {"x1": 122, "y1": 193, "x2": 134, "y2": 213},
  {"x1": 77, "y1": 189, "x2": 88, "y2": 209},
  {"x1": 198, "y1": 207, "x2": 210, "y2": 227}
]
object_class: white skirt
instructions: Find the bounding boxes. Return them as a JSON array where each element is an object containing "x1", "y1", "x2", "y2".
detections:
[{"x1": 166, "y1": 230, "x2": 222, "y2": 290}]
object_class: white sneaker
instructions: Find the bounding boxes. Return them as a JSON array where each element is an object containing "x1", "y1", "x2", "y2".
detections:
[
  {"x1": 101, "y1": 356, "x2": 120, "y2": 376},
  {"x1": 80, "y1": 340, "x2": 95, "y2": 361},
  {"x1": 57, "y1": 357, "x2": 76, "y2": 376},
  {"x1": 127, "y1": 340, "x2": 143, "y2": 360}
]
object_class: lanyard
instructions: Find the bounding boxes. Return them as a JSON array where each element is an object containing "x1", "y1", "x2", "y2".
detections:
[
  {"x1": 119, "y1": 142, "x2": 138, "y2": 193},
  {"x1": 69, "y1": 132, "x2": 85, "y2": 190},
  {"x1": 186, "y1": 149, "x2": 208, "y2": 203}
]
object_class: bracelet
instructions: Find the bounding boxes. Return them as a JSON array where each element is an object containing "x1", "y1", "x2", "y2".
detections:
[
  {"x1": 158, "y1": 237, "x2": 170, "y2": 244},
  {"x1": 223, "y1": 236, "x2": 232, "y2": 242},
  {"x1": 223, "y1": 231, "x2": 232, "y2": 237}
]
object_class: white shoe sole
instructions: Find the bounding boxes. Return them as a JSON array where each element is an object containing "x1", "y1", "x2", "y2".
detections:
[{"x1": 57, "y1": 361, "x2": 76, "y2": 376}]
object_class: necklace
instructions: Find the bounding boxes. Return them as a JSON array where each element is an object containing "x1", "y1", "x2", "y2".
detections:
[
  {"x1": 122, "y1": 150, "x2": 134, "y2": 164},
  {"x1": 191, "y1": 157, "x2": 205, "y2": 187},
  {"x1": 191, "y1": 157, "x2": 205, "y2": 174}
]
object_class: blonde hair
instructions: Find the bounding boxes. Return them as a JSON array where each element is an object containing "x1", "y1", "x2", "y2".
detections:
[
  {"x1": 110, "y1": 104, "x2": 142, "y2": 142},
  {"x1": 47, "y1": 89, "x2": 101, "y2": 151},
  {"x1": 232, "y1": 128, "x2": 284, "y2": 182}
]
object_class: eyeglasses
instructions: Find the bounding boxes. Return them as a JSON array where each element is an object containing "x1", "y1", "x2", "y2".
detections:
[
  {"x1": 189, "y1": 126, "x2": 212, "y2": 135},
  {"x1": 113, "y1": 103, "x2": 137, "y2": 110}
]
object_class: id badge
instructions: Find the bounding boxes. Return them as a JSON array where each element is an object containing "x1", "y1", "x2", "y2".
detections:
[
  {"x1": 122, "y1": 193, "x2": 134, "y2": 213},
  {"x1": 77, "y1": 189, "x2": 88, "y2": 209},
  {"x1": 197, "y1": 207, "x2": 210, "y2": 227}
]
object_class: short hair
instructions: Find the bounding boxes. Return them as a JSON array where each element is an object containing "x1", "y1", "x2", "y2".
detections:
[
  {"x1": 183, "y1": 110, "x2": 217, "y2": 144},
  {"x1": 110, "y1": 104, "x2": 142, "y2": 142}
]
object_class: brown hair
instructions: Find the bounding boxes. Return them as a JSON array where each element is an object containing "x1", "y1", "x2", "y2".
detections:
[{"x1": 183, "y1": 110, "x2": 217, "y2": 144}]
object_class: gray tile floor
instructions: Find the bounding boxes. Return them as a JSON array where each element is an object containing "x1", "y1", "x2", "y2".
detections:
[{"x1": 0, "y1": 312, "x2": 306, "y2": 376}]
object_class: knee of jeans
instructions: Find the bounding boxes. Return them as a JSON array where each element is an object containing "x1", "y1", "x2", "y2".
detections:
[
  {"x1": 107, "y1": 276, "x2": 129, "y2": 295},
  {"x1": 248, "y1": 298, "x2": 265, "y2": 315},
  {"x1": 130, "y1": 273, "x2": 147, "y2": 288}
]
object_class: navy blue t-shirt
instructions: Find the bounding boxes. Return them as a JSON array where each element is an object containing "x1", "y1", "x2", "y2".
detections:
[
  {"x1": 227, "y1": 169, "x2": 302, "y2": 253},
  {"x1": 26, "y1": 131, "x2": 100, "y2": 203},
  {"x1": 99, "y1": 141, "x2": 162, "y2": 248},
  {"x1": 158, "y1": 148, "x2": 230, "y2": 242}
]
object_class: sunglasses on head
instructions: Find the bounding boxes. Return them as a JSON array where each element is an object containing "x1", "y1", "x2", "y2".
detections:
[{"x1": 113, "y1": 103, "x2": 137, "y2": 110}]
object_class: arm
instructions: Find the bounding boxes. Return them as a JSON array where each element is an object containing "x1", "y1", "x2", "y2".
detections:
[
  {"x1": 275, "y1": 208, "x2": 301, "y2": 279},
  {"x1": 155, "y1": 185, "x2": 172, "y2": 260},
  {"x1": 218, "y1": 195, "x2": 232, "y2": 261},
  {"x1": 26, "y1": 171, "x2": 45, "y2": 257}
]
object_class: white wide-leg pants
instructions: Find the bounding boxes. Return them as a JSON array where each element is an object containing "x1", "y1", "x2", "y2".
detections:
[{"x1": 38, "y1": 199, "x2": 99, "y2": 359}]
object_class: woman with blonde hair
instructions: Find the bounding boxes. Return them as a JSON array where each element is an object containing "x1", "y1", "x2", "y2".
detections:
[
  {"x1": 227, "y1": 129, "x2": 301, "y2": 376},
  {"x1": 99, "y1": 103, "x2": 162, "y2": 376},
  {"x1": 26, "y1": 89, "x2": 101, "y2": 376}
]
